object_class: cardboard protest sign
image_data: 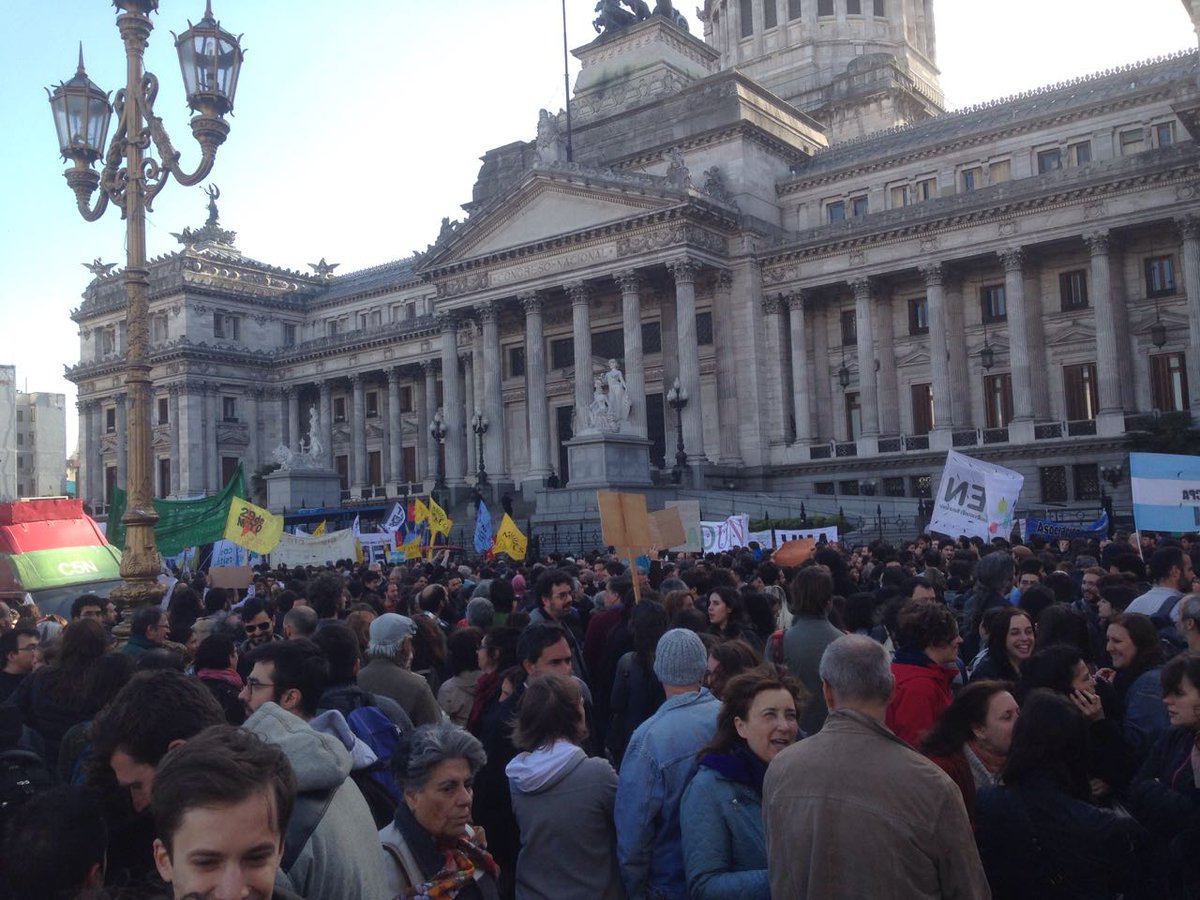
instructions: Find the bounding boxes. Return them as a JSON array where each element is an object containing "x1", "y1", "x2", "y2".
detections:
[
  {"x1": 598, "y1": 491, "x2": 652, "y2": 552},
  {"x1": 929, "y1": 450, "x2": 1023, "y2": 541},
  {"x1": 665, "y1": 500, "x2": 702, "y2": 552},
  {"x1": 209, "y1": 565, "x2": 254, "y2": 589},
  {"x1": 648, "y1": 507, "x2": 685, "y2": 550}
]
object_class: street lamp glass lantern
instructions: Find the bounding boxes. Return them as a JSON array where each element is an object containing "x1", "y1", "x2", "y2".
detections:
[
  {"x1": 47, "y1": 52, "x2": 112, "y2": 165},
  {"x1": 174, "y1": 3, "x2": 244, "y2": 117}
]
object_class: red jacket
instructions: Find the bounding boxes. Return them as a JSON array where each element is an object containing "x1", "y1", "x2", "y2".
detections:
[{"x1": 886, "y1": 658, "x2": 956, "y2": 748}]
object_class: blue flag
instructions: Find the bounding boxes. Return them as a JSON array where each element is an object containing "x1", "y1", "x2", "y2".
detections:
[{"x1": 474, "y1": 501, "x2": 493, "y2": 553}]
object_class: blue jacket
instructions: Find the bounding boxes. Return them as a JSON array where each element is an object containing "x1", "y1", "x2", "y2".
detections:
[
  {"x1": 680, "y1": 761, "x2": 769, "y2": 900},
  {"x1": 1121, "y1": 667, "x2": 1170, "y2": 759},
  {"x1": 615, "y1": 688, "x2": 719, "y2": 900}
]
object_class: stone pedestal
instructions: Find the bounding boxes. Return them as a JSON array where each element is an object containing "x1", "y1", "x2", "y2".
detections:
[
  {"x1": 565, "y1": 431, "x2": 653, "y2": 489},
  {"x1": 265, "y1": 469, "x2": 342, "y2": 513}
]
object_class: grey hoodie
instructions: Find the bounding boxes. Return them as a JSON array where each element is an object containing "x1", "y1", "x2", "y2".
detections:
[
  {"x1": 243, "y1": 702, "x2": 389, "y2": 900},
  {"x1": 506, "y1": 740, "x2": 625, "y2": 900}
]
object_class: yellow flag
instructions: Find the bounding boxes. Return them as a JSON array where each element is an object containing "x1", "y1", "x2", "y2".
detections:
[
  {"x1": 401, "y1": 535, "x2": 422, "y2": 559},
  {"x1": 428, "y1": 497, "x2": 452, "y2": 538},
  {"x1": 311, "y1": 520, "x2": 326, "y2": 537},
  {"x1": 413, "y1": 498, "x2": 431, "y2": 524},
  {"x1": 223, "y1": 498, "x2": 284, "y2": 555},
  {"x1": 490, "y1": 513, "x2": 527, "y2": 560}
]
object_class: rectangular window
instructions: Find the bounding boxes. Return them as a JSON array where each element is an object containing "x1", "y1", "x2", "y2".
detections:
[
  {"x1": 846, "y1": 0, "x2": 861, "y2": 13},
  {"x1": 883, "y1": 476, "x2": 905, "y2": 497},
  {"x1": 157, "y1": 397, "x2": 169, "y2": 425},
  {"x1": 1040, "y1": 466, "x2": 1069, "y2": 503},
  {"x1": 508, "y1": 346, "x2": 526, "y2": 378},
  {"x1": 696, "y1": 312, "x2": 714, "y2": 346},
  {"x1": 961, "y1": 166, "x2": 982, "y2": 193},
  {"x1": 400, "y1": 386, "x2": 413, "y2": 413},
  {"x1": 366, "y1": 391, "x2": 379, "y2": 418},
  {"x1": 839, "y1": 480, "x2": 861, "y2": 496},
  {"x1": 406, "y1": 302, "x2": 417, "y2": 320},
  {"x1": 327, "y1": 320, "x2": 339, "y2": 337},
  {"x1": 15, "y1": 411, "x2": 22, "y2": 423},
  {"x1": 550, "y1": 337, "x2": 574, "y2": 370},
  {"x1": 908, "y1": 298, "x2": 929, "y2": 335},
  {"x1": 815, "y1": 481, "x2": 836, "y2": 496},
  {"x1": 873, "y1": 0, "x2": 885, "y2": 13},
  {"x1": 984, "y1": 373, "x2": 1013, "y2": 428},
  {"x1": 763, "y1": 0, "x2": 778, "y2": 27},
  {"x1": 890, "y1": 184, "x2": 910, "y2": 208},
  {"x1": 106, "y1": 408, "x2": 116, "y2": 433},
  {"x1": 1069, "y1": 141, "x2": 1091, "y2": 166},
  {"x1": 818, "y1": 0, "x2": 833, "y2": 14},
  {"x1": 370, "y1": 310, "x2": 382, "y2": 328},
  {"x1": 916, "y1": 177, "x2": 937, "y2": 201},
  {"x1": 1063, "y1": 362, "x2": 1098, "y2": 421},
  {"x1": 333, "y1": 397, "x2": 346, "y2": 423},
  {"x1": 368, "y1": 451, "x2": 382, "y2": 486},
  {"x1": 851, "y1": 195, "x2": 869, "y2": 217},
  {"x1": 790, "y1": 0, "x2": 803, "y2": 18},
  {"x1": 213, "y1": 311, "x2": 224, "y2": 339},
  {"x1": 1120, "y1": 128, "x2": 1145, "y2": 156},
  {"x1": 1155, "y1": 122, "x2": 1175, "y2": 147},
  {"x1": 283, "y1": 323, "x2": 296, "y2": 346},
  {"x1": 840, "y1": 309, "x2": 857, "y2": 346},
  {"x1": 592, "y1": 328, "x2": 625, "y2": 362},
  {"x1": 1074, "y1": 464, "x2": 1101, "y2": 502},
  {"x1": 1036, "y1": 148, "x2": 1062, "y2": 174},
  {"x1": 151, "y1": 315, "x2": 167, "y2": 342},
  {"x1": 1151, "y1": 352, "x2": 1190, "y2": 412},
  {"x1": 357, "y1": 312, "x2": 368, "y2": 331},
  {"x1": 911, "y1": 383, "x2": 935, "y2": 436},
  {"x1": 158, "y1": 458, "x2": 171, "y2": 499},
  {"x1": 845, "y1": 393, "x2": 862, "y2": 441},
  {"x1": 827, "y1": 200, "x2": 846, "y2": 223},
  {"x1": 222, "y1": 397, "x2": 237, "y2": 422},
  {"x1": 1145, "y1": 256, "x2": 1177, "y2": 297},
  {"x1": 335, "y1": 456, "x2": 349, "y2": 492},
  {"x1": 15, "y1": 434, "x2": 22, "y2": 446},
  {"x1": 1059, "y1": 270, "x2": 1088, "y2": 311},
  {"x1": 740, "y1": 0, "x2": 754, "y2": 35},
  {"x1": 221, "y1": 457, "x2": 239, "y2": 488},
  {"x1": 981, "y1": 284, "x2": 1007, "y2": 323},
  {"x1": 642, "y1": 321, "x2": 662, "y2": 354}
]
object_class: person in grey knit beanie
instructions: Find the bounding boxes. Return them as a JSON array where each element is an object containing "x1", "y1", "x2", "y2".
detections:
[{"x1": 653, "y1": 628, "x2": 708, "y2": 687}]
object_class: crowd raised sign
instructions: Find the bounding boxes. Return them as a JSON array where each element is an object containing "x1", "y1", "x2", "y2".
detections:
[{"x1": 929, "y1": 450, "x2": 1023, "y2": 541}]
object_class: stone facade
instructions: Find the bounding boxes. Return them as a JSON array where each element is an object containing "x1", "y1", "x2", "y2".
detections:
[
  {"x1": 14, "y1": 393, "x2": 67, "y2": 499},
  {"x1": 67, "y1": 11, "x2": 1200, "y2": 520}
]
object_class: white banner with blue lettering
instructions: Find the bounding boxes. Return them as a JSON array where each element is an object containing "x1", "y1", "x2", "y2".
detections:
[
  {"x1": 1130, "y1": 452, "x2": 1200, "y2": 532},
  {"x1": 929, "y1": 450, "x2": 1023, "y2": 541}
]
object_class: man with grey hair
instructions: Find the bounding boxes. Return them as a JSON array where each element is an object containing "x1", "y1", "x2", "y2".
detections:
[
  {"x1": 283, "y1": 604, "x2": 318, "y2": 640},
  {"x1": 1177, "y1": 593, "x2": 1200, "y2": 653},
  {"x1": 357, "y1": 613, "x2": 442, "y2": 726},
  {"x1": 763, "y1": 634, "x2": 990, "y2": 899}
]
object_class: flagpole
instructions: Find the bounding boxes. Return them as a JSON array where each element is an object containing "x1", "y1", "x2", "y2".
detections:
[{"x1": 561, "y1": 0, "x2": 574, "y2": 162}]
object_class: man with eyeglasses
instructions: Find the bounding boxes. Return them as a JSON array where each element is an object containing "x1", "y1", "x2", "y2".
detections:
[
  {"x1": 528, "y1": 569, "x2": 590, "y2": 683},
  {"x1": 0, "y1": 625, "x2": 39, "y2": 703},
  {"x1": 238, "y1": 597, "x2": 282, "y2": 679}
]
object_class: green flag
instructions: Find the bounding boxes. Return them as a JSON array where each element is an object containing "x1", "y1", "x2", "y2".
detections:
[{"x1": 107, "y1": 464, "x2": 246, "y2": 557}]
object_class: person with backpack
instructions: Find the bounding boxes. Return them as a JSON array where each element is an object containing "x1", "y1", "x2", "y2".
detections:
[{"x1": 1128, "y1": 546, "x2": 1190, "y2": 626}]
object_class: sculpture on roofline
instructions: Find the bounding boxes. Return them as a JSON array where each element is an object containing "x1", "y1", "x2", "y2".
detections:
[{"x1": 593, "y1": 0, "x2": 687, "y2": 35}]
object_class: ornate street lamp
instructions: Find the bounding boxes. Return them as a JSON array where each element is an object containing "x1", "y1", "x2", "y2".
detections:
[
  {"x1": 472, "y1": 409, "x2": 489, "y2": 486},
  {"x1": 666, "y1": 377, "x2": 689, "y2": 485},
  {"x1": 429, "y1": 409, "x2": 448, "y2": 494},
  {"x1": 838, "y1": 342, "x2": 851, "y2": 389},
  {"x1": 48, "y1": 1, "x2": 244, "y2": 606},
  {"x1": 980, "y1": 317, "x2": 995, "y2": 371}
]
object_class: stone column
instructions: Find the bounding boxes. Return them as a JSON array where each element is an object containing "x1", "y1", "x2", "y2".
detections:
[
  {"x1": 521, "y1": 293, "x2": 552, "y2": 480},
  {"x1": 787, "y1": 292, "x2": 813, "y2": 443},
  {"x1": 713, "y1": 271, "x2": 741, "y2": 462},
  {"x1": 462, "y1": 352, "x2": 476, "y2": 479},
  {"x1": 421, "y1": 361, "x2": 437, "y2": 482},
  {"x1": 944, "y1": 276, "x2": 972, "y2": 427},
  {"x1": 387, "y1": 369, "x2": 402, "y2": 485},
  {"x1": 115, "y1": 393, "x2": 128, "y2": 488},
  {"x1": 168, "y1": 386, "x2": 181, "y2": 495},
  {"x1": 439, "y1": 317, "x2": 466, "y2": 487},
  {"x1": 318, "y1": 380, "x2": 333, "y2": 467},
  {"x1": 1001, "y1": 248, "x2": 1035, "y2": 424},
  {"x1": 76, "y1": 400, "x2": 91, "y2": 506},
  {"x1": 478, "y1": 302, "x2": 505, "y2": 479},
  {"x1": 568, "y1": 281, "x2": 593, "y2": 435},
  {"x1": 850, "y1": 278, "x2": 880, "y2": 438},
  {"x1": 669, "y1": 259, "x2": 705, "y2": 463},
  {"x1": 350, "y1": 375, "x2": 367, "y2": 489},
  {"x1": 205, "y1": 386, "x2": 220, "y2": 492},
  {"x1": 922, "y1": 263, "x2": 954, "y2": 442},
  {"x1": 1085, "y1": 231, "x2": 1124, "y2": 433},
  {"x1": 245, "y1": 388, "x2": 260, "y2": 477},
  {"x1": 811, "y1": 303, "x2": 835, "y2": 442},
  {"x1": 286, "y1": 386, "x2": 300, "y2": 450},
  {"x1": 616, "y1": 271, "x2": 647, "y2": 438},
  {"x1": 875, "y1": 290, "x2": 900, "y2": 436},
  {"x1": 1178, "y1": 216, "x2": 1200, "y2": 420}
]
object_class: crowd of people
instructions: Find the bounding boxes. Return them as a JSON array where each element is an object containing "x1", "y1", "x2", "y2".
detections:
[{"x1": 0, "y1": 527, "x2": 1198, "y2": 899}]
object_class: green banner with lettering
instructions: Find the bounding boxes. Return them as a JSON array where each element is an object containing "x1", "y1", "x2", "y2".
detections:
[{"x1": 107, "y1": 464, "x2": 246, "y2": 558}]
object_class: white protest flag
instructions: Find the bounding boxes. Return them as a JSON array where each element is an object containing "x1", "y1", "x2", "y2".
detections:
[
  {"x1": 929, "y1": 450, "x2": 1023, "y2": 541},
  {"x1": 701, "y1": 514, "x2": 750, "y2": 553},
  {"x1": 379, "y1": 501, "x2": 406, "y2": 534}
]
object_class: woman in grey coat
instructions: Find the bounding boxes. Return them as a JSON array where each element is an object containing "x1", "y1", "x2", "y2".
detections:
[{"x1": 506, "y1": 674, "x2": 625, "y2": 899}]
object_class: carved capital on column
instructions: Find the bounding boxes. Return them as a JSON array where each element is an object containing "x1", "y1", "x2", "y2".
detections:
[
  {"x1": 519, "y1": 292, "x2": 544, "y2": 316},
  {"x1": 279, "y1": 384, "x2": 293, "y2": 398},
  {"x1": 1083, "y1": 231, "x2": 1111, "y2": 256},
  {"x1": 1177, "y1": 215, "x2": 1200, "y2": 242},
  {"x1": 786, "y1": 291, "x2": 808, "y2": 313},
  {"x1": 318, "y1": 380, "x2": 332, "y2": 398},
  {"x1": 714, "y1": 269, "x2": 734, "y2": 293},
  {"x1": 477, "y1": 300, "x2": 500, "y2": 325},
  {"x1": 386, "y1": 367, "x2": 401, "y2": 386},
  {"x1": 435, "y1": 312, "x2": 458, "y2": 334},
  {"x1": 114, "y1": 392, "x2": 128, "y2": 406},
  {"x1": 565, "y1": 281, "x2": 590, "y2": 307},
  {"x1": 349, "y1": 373, "x2": 364, "y2": 389},
  {"x1": 419, "y1": 359, "x2": 438, "y2": 376},
  {"x1": 999, "y1": 247, "x2": 1026, "y2": 272},
  {"x1": 849, "y1": 276, "x2": 873, "y2": 302},
  {"x1": 614, "y1": 269, "x2": 641, "y2": 294},
  {"x1": 459, "y1": 352, "x2": 472, "y2": 368},
  {"x1": 668, "y1": 258, "x2": 701, "y2": 285},
  {"x1": 760, "y1": 294, "x2": 785, "y2": 316},
  {"x1": 166, "y1": 382, "x2": 183, "y2": 398},
  {"x1": 920, "y1": 263, "x2": 945, "y2": 287}
]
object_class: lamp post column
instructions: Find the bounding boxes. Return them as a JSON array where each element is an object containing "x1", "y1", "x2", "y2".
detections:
[{"x1": 115, "y1": 392, "x2": 128, "y2": 490}]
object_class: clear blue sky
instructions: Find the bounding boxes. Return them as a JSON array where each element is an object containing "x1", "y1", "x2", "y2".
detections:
[{"x1": 0, "y1": 0, "x2": 1192, "y2": 454}]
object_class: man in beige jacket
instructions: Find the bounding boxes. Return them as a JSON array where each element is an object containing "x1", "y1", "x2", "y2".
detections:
[{"x1": 763, "y1": 634, "x2": 991, "y2": 899}]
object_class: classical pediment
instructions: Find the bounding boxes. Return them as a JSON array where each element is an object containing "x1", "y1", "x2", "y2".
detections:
[
  {"x1": 425, "y1": 167, "x2": 688, "y2": 268},
  {"x1": 1045, "y1": 324, "x2": 1096, "y2": 347}
]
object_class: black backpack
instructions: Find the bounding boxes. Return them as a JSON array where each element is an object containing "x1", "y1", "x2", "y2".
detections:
[
  {"x1": 0, "y1": 748, "x2": 55, "y2": 833},
  {"x1": 1149, "y1": 594, "x2": 1189, "y2": 661}
]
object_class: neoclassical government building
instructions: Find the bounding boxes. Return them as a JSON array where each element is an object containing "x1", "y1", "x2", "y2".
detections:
[{"x1": 69, "y1": 1, "x2": 1200, "y2": 516}]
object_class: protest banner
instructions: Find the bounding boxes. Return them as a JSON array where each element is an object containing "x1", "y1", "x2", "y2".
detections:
[
  {"x1": 928, "y1": 450, "x2": 1023, "y2": 541},
  {"x1": 1130, "y1": 452, "x2": 1200, "y2": 533},
  {"x1": 774, "y1": 526, "x2": 839, "y2": 546},
  {"x1": 223, "y1": 499, "x2": 284, "y2": 555},
  {"x1": 271, "y1": 528, "x2": 357, "y2": 567},
  {"x1": 701, "y1": 514, "x2": 750, "y2": 553},
  {"x1": 428, "y1": 497, "x2": 453, "y2": 538},
  {"x1": 1023, "y1": 511, "x2": 1109, "y2": 541},
  {"x1": 491, "y1": 514, "x2": 527, "y2": 560}
]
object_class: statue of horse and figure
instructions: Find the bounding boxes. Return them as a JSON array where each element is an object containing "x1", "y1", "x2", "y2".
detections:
[{"x1": 593, "y1": 0, "x2": 688, "y2": 35}]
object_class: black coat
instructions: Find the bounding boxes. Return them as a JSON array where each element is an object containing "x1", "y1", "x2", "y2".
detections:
[{"x1": 1127, "y1": 726, "x2": 1200, "y2": 900}]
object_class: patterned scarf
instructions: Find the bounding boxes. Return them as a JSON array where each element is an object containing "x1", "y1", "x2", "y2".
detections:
[{"x1": 401, "y1": 828, "x2": 500, "y2": 900}]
